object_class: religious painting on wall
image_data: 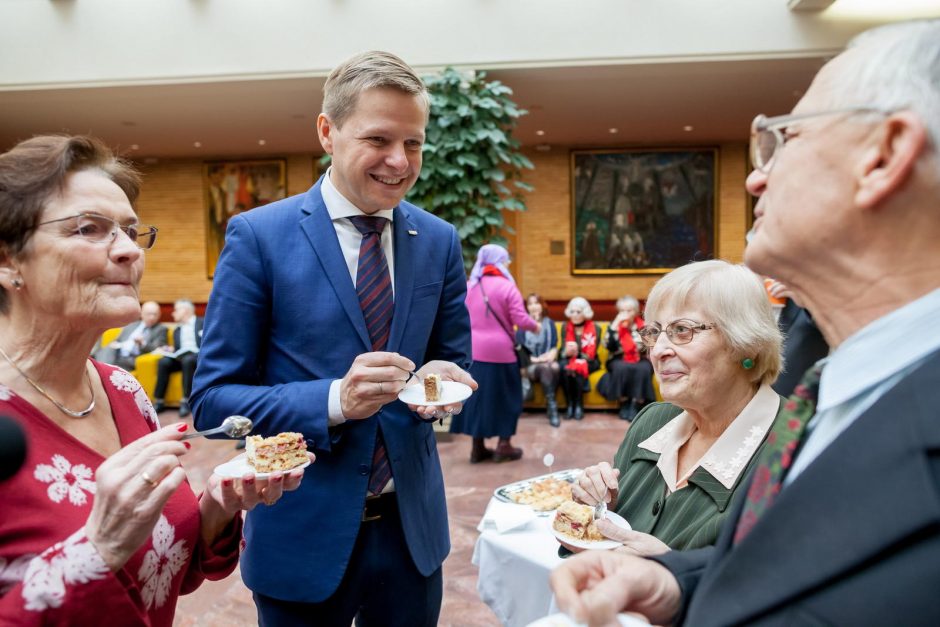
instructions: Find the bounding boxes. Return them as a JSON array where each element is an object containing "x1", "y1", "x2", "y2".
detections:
[
  {"x1": 204, "y1": 159, "x2": 287, "y2": 278},
  {"x1": 570, "y1": 148, "x2": 718, "y2": 274}
]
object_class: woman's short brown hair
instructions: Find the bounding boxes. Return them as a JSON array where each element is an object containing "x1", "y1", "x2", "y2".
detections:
[
  {"x1": 525, "y1": 292, "x2": 550, "y2": 320},
  {"x1": 0, "y1": 134, "x2": 140, "y2": 312}
]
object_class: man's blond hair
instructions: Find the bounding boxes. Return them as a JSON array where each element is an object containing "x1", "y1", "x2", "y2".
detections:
[{"x1": 322, "y1": 51, "x2": 428, "y2": 128}]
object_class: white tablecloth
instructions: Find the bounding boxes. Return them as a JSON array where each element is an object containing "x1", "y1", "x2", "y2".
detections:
[{"x1": 472, "y1": 498, "x2": 564, "y2": 627}]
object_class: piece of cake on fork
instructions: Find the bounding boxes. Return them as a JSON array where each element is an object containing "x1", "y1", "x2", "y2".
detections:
[
  {"x1": 424, "y1": 373, "x2": 442, "y2": 402},
  {"x1": 245, "y1": 432, "x2": 308, "y2": 472}
]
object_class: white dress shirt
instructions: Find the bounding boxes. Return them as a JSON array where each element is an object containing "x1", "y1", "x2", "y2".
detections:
[
  {"x1": 786, "y1": 287, "x2": 940, "y2": 484},
  {"x1": 322, "y1": 169, "x2": 397, "y2": 426}
]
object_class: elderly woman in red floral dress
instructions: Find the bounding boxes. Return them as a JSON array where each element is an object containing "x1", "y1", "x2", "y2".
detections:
[{"x1": 0, "y1": 135, "x2": 310, "y2": 625}]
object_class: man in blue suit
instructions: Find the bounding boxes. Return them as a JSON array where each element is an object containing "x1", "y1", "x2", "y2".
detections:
[
  {"x1": 191, "y1": 51, "x2": 475, "y2": 626},
  {"x1": 550, "y1": 19, "x2": 940, "y2": 626}
]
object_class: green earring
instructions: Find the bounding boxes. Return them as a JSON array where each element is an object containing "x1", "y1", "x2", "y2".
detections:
[{"x1": 742, "y1": 358, "x2": 755, "y2": 370}]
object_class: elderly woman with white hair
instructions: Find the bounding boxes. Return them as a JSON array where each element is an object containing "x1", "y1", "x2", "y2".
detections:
[
  {"x1": 558, "y1": 296, "x2": 600, "y2": 421},
  {"x1": 598, "y1": 294, "x2": 656, "y2": 422},
  {"x1": 566, "y1": 260, "x2": 787, "y2": 555}
]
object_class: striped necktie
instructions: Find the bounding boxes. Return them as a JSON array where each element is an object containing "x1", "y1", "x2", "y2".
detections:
[
  {"x1": 733, "y1": 364, "x2": 823, "y2": 544},
  {"x1": 349, "y1": 215, "x2": 393, "y2": 495}
]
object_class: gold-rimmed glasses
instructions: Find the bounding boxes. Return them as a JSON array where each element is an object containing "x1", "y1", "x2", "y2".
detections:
[
  {"x1": 638, "y1": 319, "x2": 716, "y2": 348},
  {"x1": 37, "y1": 213, "x2": 158, "y2": 250},
  {"x1": 750, "y1": 106, "x2": 893, "y2": 173}
]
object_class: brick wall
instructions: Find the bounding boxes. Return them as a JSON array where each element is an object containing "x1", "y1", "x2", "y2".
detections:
[{"x1": 132, "y1": 145, "x2": 749, "y2": 308}]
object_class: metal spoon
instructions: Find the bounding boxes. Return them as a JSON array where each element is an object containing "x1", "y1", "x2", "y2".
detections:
[
  {"x1": 394, "y1": 364, "x2": 423, "y2": 384},
  {"x1": 593, "y1": 500, "x2": 607, "y2": 521},
  {"x1": 181, "y1": 415, "x2": 253, "y2": 440}
]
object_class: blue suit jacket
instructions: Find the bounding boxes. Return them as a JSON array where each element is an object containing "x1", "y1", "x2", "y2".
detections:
[{"x1": 190, "y1": 177, "x2": 472, "y2": 602}]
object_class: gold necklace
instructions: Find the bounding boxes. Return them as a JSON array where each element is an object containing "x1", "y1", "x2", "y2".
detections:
[{"x1": 0, "y1": 345, "x2": 96, "y2": 418}]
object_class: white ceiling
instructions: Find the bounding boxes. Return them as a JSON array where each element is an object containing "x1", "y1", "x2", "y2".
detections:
[{"x1": 0, "y1": 56, "x2": 827, "y2": 160}]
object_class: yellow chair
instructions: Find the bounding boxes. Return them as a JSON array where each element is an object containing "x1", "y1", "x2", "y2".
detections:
[{"x1": 99, "y1": 325, "x2": 183, "y2": 406}]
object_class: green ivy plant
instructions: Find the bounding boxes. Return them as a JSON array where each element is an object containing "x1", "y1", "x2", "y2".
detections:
[{"x1": 408, "y1": 68, "x2": 534, "y2": 269}]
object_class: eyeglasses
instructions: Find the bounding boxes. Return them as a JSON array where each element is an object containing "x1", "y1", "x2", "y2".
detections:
[
  {"x1": 638, "y1": 319, "x2": 715, "y2": 348},
  {"x1": 750, "y1": 106, "x2": 893, "y2": 173},
  {"x1": 37, "y1": 213, "x2": 158, "y2": 250}
]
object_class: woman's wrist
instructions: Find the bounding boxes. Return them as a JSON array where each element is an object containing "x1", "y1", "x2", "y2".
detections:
[{"x1": 198, "y1": 492, "x2": 237, "y2": 546}]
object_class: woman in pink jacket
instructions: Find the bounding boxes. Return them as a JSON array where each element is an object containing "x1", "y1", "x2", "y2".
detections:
[{"x1": 449, "y1": 245, "x2": 538, "y2": 463}]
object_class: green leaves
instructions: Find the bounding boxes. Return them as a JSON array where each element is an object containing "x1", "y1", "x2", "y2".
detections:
[{"x1": 407, "y1": 67, "x2": 534, "y2": 270}]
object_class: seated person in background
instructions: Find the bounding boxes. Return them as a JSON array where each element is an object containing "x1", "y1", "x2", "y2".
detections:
[
  {"x1": 568, "y1": 260, "x2": 786, "y2": 555},
  {"x1": 92, "y1": 300, "x2": 167, "y2": 370},
  {"x1": 559, "y1": 297, "x2": 599, "y2": 421},
  {"x1": 517, "y1": 292, "x2": 561, "y2": 427},
  {"x1": 598, "y1": 295, "x2": 656, "y2": 422},
  {"x1": 765, "y1": 278, "x2": 829, "y2": 397},
  {"x1": 153, "y1": 299, "x2": 202, "y2": 416}
]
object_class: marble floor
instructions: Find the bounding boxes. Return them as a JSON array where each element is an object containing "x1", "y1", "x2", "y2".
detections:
[{"x1": 171, "y1": 408, "x2": 631, "y2": 627}]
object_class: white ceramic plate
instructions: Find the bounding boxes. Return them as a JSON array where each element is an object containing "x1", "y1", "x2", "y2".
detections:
[
  {"x1": 550, "y1": 509, "x2": 632, "y2": 550},
  {"x1": 213, "y1": 453, "x2": 310, "y2": 480},
  {"x1": 398, "y1": 380, "x2": 473, "y2": 407},
  {"x1": 527, "y1": 613, "x2": 649, "y2": 626}
]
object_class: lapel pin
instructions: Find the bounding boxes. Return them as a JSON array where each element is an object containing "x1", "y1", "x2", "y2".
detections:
[{"x1": 408, "y1": 230, "x2": 418, "y2": 236}]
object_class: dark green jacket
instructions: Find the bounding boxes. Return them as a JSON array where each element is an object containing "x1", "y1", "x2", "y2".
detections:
[{"x1": 613, "y1": 397, "x2": 785, "y2": 550}]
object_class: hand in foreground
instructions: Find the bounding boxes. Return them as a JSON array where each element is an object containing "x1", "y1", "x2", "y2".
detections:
[
  {"x1": 765, "y1": 278, "x2": 803, "y2": 307},
  {"x1": 572, "y1": 462, "x2": 620, "y2": 507},
  {"x1": 84, "y1": 423, "x2": 190, "y2": 571},
  {"x1": 340, "y1": 352, "x2": 416, "y2": 420},
  {"x1": 204, "y1": 451, "x2": 314, "y2": 515},
  {"x1": 550, "y1": 551, "x2": 681, "y2": 627},
  {"x1": 406, "y1": 359, "x2": 478, "y2": 421}
]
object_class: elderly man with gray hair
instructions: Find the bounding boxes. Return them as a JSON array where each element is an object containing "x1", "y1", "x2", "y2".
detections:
[{"x1": 551, "y1": 19, "x2": 940, "y2": 626}]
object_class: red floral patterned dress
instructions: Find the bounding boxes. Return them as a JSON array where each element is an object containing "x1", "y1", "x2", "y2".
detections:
[{"x1": 0, "y1": 361, "x2": 241, "y2": 626}]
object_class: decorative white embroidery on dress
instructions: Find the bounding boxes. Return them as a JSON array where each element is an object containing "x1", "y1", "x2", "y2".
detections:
[
  {"x1": 108, "y1": 368, "x2": 139, "y2": 393},
  {"x1": 109, "y1": 369, "x2": 159, "y2": 427},
  {"x1": 0, "y1": 554, "x2": 35, "y2": 596},
  {"x1": 0, "y1": 384, "x2": 14, "y2": 401},
  {"x1": 703, "y1": 425, "x2": 768, "y2": 482},
  {"x1": 33, "y1": 455, "x2": 96, "y2": 506},
  {"x1": 21, "y1": 529, "x2": 108, "y2": 611},
  {"x1": 138, "y1": 515, "x2": 189, "y2": 609}
]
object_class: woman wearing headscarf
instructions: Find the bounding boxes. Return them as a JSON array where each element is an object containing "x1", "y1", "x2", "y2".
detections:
[{"x1": 450, "y1": 244, "x2": 538, "y2": 462}]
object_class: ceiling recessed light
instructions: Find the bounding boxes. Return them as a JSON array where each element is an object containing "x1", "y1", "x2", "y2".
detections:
[
  {"x1": 535, "y1": 130, "x2": 545, "y2": 136},
  {"x1": 258, "y1": 139, "x2": 267, "y2": 146},
  {"x1": 130, "y1": 144, "x2": 139, "y2": 150},
  {"x1": 193, "y1": 141, "x2": 202, "y2": 148},
  {"x1": 683, "y1": 125, "x2": 694, "y2": 132},
  {"x1": 608, "y1": 128, "x2": 618, "y2": 134}
]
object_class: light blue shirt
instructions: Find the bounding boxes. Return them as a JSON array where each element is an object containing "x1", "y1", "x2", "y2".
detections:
[{"x1": 786, "y1": 287, "x2": 940, "y2": 484}]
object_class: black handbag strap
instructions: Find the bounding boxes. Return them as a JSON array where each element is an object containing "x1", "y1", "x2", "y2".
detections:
[{"x1": 476, "y1": 277, "x2": 517, "y2": 342}]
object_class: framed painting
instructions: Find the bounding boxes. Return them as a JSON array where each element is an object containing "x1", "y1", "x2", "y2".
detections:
[
  {"x1": 570, "y1": 148, "x2": 718, "y2": 274},
  {"x1": 204, "y1": 159, "x2": 287, "y2": 277}
]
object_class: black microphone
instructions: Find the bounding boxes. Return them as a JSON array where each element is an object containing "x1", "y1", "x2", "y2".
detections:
[{"x1": 0, "y1": 416, "x2": 28, "y2": 481}]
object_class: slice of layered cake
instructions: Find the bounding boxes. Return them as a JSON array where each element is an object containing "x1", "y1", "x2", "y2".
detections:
[
  {"x1": 245, "y1": 432, "x2": 308, "y2": 472},
  {"x1": 552, "y1": 500, "x2": 604, "y2": 542},
  {"x1": 424, "y1": 373, "x2": 442, "y2": 402}
]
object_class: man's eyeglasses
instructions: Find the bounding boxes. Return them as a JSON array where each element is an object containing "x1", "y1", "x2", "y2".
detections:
[
  {"x1": 38, "y1": 213, "x2": 158, "y2": 250},
  {"x1": 750, "y1": 106, "x2": 893, "y2": 173},
  {"x1": 638, "y1": 319, "x2": 715, "y2": 348}
]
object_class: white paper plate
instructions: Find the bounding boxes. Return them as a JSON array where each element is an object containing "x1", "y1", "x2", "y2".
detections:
[
  {"x1": 398, "y1": 380, "x2": 473, "y2": 407},
  {"x1": 550, "y1": 509, "x2": 632, "y2": 550},
  {"x1": 213, "y1": 453, "x2": 310, "y2": 480}
]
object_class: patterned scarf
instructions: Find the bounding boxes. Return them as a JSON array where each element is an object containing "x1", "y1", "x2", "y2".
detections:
[{"x1": 563, "y1": 320, "x2": 597, "y2": 378}]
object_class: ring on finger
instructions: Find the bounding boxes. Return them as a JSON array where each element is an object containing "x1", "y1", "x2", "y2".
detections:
[{"x1": 140, "y1": 470, "x2": 160, "y2": 489}]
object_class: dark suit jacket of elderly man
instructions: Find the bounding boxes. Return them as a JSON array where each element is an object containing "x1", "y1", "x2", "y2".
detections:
[
  {"x1": 93, "y1": 321, "x2": 168, "y2": 371},
  {"x1": 651, "y1": 347, "x2": 940, "y2": 626},
  {"x1": 189, "y1": 176, "x2": 472, "y2": 602}
]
